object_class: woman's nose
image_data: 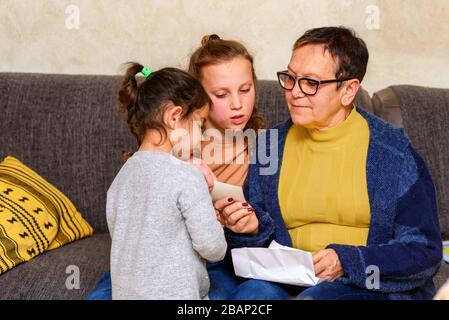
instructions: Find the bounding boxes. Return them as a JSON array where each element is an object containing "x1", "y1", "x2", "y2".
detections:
[{"x1": 291, "y1": 81, "x2": 306, "y2": 99}]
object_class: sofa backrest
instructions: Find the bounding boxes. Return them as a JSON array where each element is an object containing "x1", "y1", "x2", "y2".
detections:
[
  {"x1": 2, "y1": 72, "x2": 445, "y2": 238},
  {"x1": 0, "y1": 73, "x2": 134, "y2": 233},
  {"x1": 372, "y1": 87, "x2": 404, "y2": 128},
  {"x1": 388, "y1": 85, "x2": 449, "y2": 238}
]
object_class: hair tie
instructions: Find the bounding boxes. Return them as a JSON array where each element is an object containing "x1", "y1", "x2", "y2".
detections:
[
  {"x1": 209, "y1": 34, "x2": 220, "y2": 41},
  {"x1": 140, "y1": 66, "x2": 153, "y2": 78},
  {"x1": 201, "y1": 34, "x2": 221, "y2": 47}
]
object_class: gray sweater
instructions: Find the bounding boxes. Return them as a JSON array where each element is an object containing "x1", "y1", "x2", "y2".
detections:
[{"x1": 107, "y1": 151, "x2": 227, "y2": 300}]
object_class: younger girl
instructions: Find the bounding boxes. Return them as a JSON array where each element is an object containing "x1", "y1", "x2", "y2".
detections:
[{"x1": 107, "y1": 63, "x2": 227, "y2": 299}]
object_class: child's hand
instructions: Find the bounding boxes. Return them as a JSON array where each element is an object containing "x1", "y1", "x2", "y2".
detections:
[
  {"x1": 214, "y1": 208, "x2": 225, "y2": 227},
  {"x1": 214, "y1": 197, "x2": 259, "y2": 235},
  {"x1": 187, "y1": 158, "x2": 216, "y2": 191}
]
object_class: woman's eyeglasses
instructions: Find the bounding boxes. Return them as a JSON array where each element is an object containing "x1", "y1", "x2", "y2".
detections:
[{"x1": 277, "y1": 71, "x2": 353, "y2": 96}]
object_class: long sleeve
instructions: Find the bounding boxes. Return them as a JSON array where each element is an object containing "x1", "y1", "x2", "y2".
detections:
[
  {"x1": 179, "y1": 169, "x2": 227, "y2": 262},
  {"x1": 224, "y1": 128, "x2": 291, "y2": 249},
  {"x1": 224, "y1": 166, "x2": 275, "y2": 249},
  {"x1": 328, "y1": 147, "x2": 442, "y2": 293}
]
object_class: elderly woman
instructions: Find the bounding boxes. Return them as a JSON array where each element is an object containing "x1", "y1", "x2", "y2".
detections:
[{"x1": 217, "y1": 26, "x2": 442, "y2": 300}]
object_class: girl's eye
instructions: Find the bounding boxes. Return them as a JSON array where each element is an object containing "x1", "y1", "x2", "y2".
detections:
[
  {"x1": 240, "y1": 88, "x2": 251, "y2": 94},
  {"x1": 215, "y1": 93, "x2": 226, "y2": 99}
]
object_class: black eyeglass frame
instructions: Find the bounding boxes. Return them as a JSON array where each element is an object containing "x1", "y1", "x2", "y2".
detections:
[{"x1": 276, "y1": 71, "x2": 354, "y2": 96}]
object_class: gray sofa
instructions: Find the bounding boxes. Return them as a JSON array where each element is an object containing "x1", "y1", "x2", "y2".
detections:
[{"x1": 0, "y1": 72, "x2": 447, "y2": 299}]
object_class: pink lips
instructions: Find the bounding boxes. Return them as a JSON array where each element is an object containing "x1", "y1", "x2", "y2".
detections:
[{"x1": 230, "y1": 115, "x2": 245, "y2": 125}]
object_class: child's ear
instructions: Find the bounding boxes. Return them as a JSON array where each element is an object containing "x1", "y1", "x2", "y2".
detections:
[{"x1": 164, "y1": 104, "x2": 184, "y2": 129}]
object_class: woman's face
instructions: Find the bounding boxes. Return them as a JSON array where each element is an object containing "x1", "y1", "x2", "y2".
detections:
[
  {"x1": 200, "y1": 56, "x2": 256, "y2": 132},
  {"x1": 285, "y1": 44, "x2": 349, "y2": 130}
]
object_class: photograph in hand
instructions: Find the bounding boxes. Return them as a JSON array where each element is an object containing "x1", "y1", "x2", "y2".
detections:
[{"x1": 210, "y1": 181, "x2": 246, "y2": 203}]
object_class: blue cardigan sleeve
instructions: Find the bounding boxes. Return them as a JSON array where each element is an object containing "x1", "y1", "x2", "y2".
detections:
[
  {"x1": 224, "y1": 160, "x2": 275, "y2": 249},
  {"x1": 327, "y1": 147, "x2": 442, "y2": 293}
]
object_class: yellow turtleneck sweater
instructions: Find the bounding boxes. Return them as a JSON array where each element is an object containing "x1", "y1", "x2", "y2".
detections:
[{"x1": 278, "y1": 107, "x2": 371, "y2": 253}]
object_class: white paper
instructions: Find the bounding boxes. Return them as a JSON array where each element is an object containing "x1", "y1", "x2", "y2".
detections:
[
  {"x1": 210, "y1": 181, "x2": 246, "y2": 202},
  {"x1": 231, "y1": 241, "x2": 323, "y2": 287}
]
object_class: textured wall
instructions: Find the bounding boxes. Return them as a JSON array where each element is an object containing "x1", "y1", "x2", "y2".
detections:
[{"x1": 1, "y1": 0, "x2": 448, "y2": 93}]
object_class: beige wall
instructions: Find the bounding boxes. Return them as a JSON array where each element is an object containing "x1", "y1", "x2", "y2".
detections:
[{"x1": 1, "y1": 0, "x2": 448, "y2": 94}]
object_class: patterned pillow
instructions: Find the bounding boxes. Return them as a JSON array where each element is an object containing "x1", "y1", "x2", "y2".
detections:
[
  {"x1": 0, "y1": 156, "x2": 93, "y2": 274},
  {"x1": 444, "y1": 241, "x2": 449, "y2": 264}
]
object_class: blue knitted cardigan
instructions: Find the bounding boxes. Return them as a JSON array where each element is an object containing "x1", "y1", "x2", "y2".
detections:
[{"x1": 226, "y1": 107, "x2": 442, "y2": 300}]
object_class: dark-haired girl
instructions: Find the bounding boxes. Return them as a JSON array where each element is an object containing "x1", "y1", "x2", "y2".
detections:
[{"x1": 106, "y1": 63, "x2": 227, "y2": 299}]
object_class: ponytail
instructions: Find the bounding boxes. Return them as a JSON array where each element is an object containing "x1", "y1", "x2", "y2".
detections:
[
  {"x1": 201, "y1": 34, "x2": 221, "y2": 47},
  {"x1": 121, "y1": 149, "x2": 134, "y2": 161},
  {"x1": 117, "y1": 62, "x2": 145, "y2": 160}
]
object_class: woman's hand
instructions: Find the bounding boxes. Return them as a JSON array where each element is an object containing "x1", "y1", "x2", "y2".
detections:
[
  {"x1": 214, "y1": 197, "x2": 259, "y2": 235},
  {"x1": 187, "y1": 157, "x2": 216, "y2": 191},
  {"x1": 312, "y1": 249, "x2": 344, "y2": 281}
]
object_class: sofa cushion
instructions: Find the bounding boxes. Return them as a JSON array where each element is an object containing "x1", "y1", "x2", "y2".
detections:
[
  {"x1": 434, "y1": 262, "x2": 449, "y2": 290},
  {"x1": 391, "y1": 85, "x2": 449, "y2": 239},
  {"x1": 0, "y1": 156, "x2": 93, "y2": 275},
  {"x1": 0, "y1": 233, "x2": 110, "y2": 299}
]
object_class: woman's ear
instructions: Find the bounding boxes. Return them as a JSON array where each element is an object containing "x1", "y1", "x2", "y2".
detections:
[
  {"x1": 340, "y1": 79, "x2": 361, "y2": 106},
  {"x1": 164, "y1": 104, "x2": 184, "y2": 130}
]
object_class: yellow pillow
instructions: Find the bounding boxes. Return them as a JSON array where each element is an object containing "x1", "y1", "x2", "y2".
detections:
[{"x1": 0, "y1": 156, "x2": 93, "y2": 274}]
